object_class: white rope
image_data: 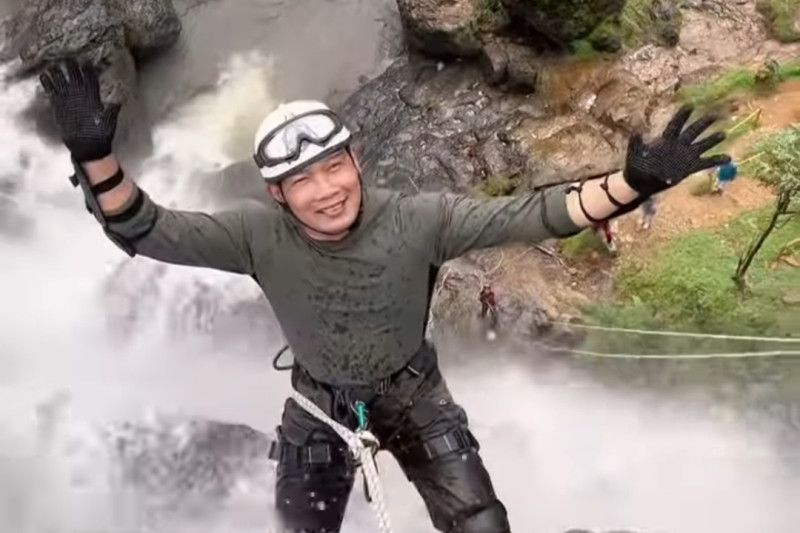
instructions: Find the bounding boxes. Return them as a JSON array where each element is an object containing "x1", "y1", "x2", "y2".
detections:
[
  {"x1": 532, "y1": 340, "x2": 800, "y2": 359},
  {"x1": 290, "y1": 389, "x2": 393, "y2": 533},
  {"x1": 553, "y1": 322, "x2": 800, "y2": 344}
]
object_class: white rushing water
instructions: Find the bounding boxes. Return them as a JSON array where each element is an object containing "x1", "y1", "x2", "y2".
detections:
[{"x1": 1, "y1": 3, "x2": 799, "y2": 532}]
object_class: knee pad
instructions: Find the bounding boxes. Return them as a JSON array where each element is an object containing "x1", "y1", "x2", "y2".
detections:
[{"x1": 453, "y1": 500, "x2": 510, "y2": 533}]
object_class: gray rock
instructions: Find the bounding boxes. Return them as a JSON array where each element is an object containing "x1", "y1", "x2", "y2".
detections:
[
  {"x1": 110, "y1": 0, "x2": 182, "y2": 58},
  {"x1": 649, "y1": 0, "x2": 683, "y2": 47},
  {"x1": 342, "y1": 56, "x2": 621, "y2": 194},
  {"x1": 396, "y1": 0, "x2": 484, "y2": 58},
  {"x1": 9, "y1": 0, "x2": 180, "y2": 104},
  {"x1": 18, "y1": 0, "x2": 125, "y2": 68},
  {"x1": 480, "y1": 41, "x2": 509, "y2": 85},
  {"x1": 504, "y1": 41, "x2": 543, "y2": 91}
]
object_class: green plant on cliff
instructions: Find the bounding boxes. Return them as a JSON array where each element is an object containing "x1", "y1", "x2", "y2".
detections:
[
  {"x1": 734, "y1": 127, "x2": 800, "y2": 288},
  {"x1": 479, "y1": 174, "x2": 520, "y2": 197},
  {"x1": 757, "y1": 0, "x2": 800, "y2": 43},
  {"x1": 585, "y1": 0, "x2": 682, "y2": 54},
  {"x1": 476, "y1": 0, "x2": 507, "y2": 31}
]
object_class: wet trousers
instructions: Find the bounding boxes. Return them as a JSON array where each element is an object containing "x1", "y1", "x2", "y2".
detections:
[{"x1": 271, "y1": 343, "x2": 510, "y2": 533}]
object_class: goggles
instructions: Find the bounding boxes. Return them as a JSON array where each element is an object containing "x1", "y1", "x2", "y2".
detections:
[{"x1": 253, "y1": 109, "x2": 345, "y2": 168}]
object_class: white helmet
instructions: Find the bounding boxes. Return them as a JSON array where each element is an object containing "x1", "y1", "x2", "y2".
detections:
[{"x1": 253, "y1": 100, "x2": 352, "y2": 182}]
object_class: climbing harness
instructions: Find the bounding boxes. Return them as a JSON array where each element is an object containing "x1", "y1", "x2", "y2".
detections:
[
  {"x1": 289, "y1": 389, "x2": 393, "y2": 533},
  {"x1": 272, "y1": 344, "x2": 293, "y2": 371}
]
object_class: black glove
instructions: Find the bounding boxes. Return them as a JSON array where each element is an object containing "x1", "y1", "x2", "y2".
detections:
[
  {"x1": 623, "y1": 105, "x2": 731, "y2": 197},
  {"x1": 40, "y1": 59, "x2": 121, "y2": 163}
]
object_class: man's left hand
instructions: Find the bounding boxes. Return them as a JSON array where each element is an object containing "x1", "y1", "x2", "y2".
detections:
[{"x1": 623, "y1": 105, "x2": 731, "y2": 197}]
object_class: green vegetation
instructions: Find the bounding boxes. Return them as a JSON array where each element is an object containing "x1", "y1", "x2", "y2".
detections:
[
  {"x1": 585, "y1": 0, "x2": 682, "y2": 53},
  {"x1": 584, "y1": 209, "x2": 800, "y2": 354},
  {"x1": 560, "y1": 227, "x2": 612, "y2": 259},
  {"x1": 619, "y1": 0, "x2": 658, "y2": 47},
  {"x1": 756, "y1": 0, "x2": 800, "y2": 43},
  {"x1": 475, "y1": 0, "x2": 507, "y2": 30},
  {"x1": 586, "y1": 18, "x2": 623, "y2": 52},
  {"x1": 735, "y1": 127, "x2": 800, "y2": 286},
  {"x1": 479, "y1": 175, "x2": 519, "y2": 197},
  {"x1": 569, "y1": 39, "x2": 604, "y2": 59},
  {"x1": 678, "y1": 61, "x2": 800, "y2": 107}
]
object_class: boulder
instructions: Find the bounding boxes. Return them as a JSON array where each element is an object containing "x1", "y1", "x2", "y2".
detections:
[
  {"x1": 396, "y1": 0, "x2": 485, "y2": 58},
  {"x1": 110, "y1": 0, "x2": 182, "y2": 58},
  {"x1": 8, "y1": 0, "x2": 181, "y2": 103}
]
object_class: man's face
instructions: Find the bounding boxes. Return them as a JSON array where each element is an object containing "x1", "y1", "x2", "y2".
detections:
[{"x1": 268, "y1": 149, "x2": 362, "y2": 241}]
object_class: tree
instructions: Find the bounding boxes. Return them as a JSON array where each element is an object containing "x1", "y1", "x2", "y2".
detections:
[{"x1": 734, "y1": 126, "x2": 800, "y2": 289}]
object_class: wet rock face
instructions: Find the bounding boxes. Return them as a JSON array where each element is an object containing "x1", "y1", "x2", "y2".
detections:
[
  {"x1": 110, "y1": 0, "x2": 183, "y2": 59},
  {"x1": 7, "y1": 0, "x2": 181, "y2": 104},
  {"x1": 341, "y1": 55, "x2": 649, "y2": 195}
]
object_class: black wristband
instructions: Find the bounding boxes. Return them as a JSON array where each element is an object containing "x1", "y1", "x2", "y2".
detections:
[
  {"x1": 90, "y1": 167, "x2": 125, "y2": 195},
  {"x1": 599, "y1": 173, "x2": 625, "y2": 208}
]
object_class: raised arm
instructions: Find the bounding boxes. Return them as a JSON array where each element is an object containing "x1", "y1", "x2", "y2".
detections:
[
  {"x1": 420, "y1": 105, "x2": 729, "y2": 263},
  {"x1": 564, "y1": 105, "x2": 729, "y2": 226},
  {"x1": 41, "y1": 60, "x2": 257, "y2": 275}
]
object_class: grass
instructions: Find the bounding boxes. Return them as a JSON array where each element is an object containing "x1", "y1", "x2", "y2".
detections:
[
  {"x1": 678, "y1": 62, "x2": 800, "y2": 108},
  {"x1": 560, "y1": 227, "x2": 612, "y2": 259},
  {"x1": 757, "y1": 0, "x2": 800, "y2": 43},
  {"x1": 583, "y1": 207, "x2": 800, "y2": 354}
]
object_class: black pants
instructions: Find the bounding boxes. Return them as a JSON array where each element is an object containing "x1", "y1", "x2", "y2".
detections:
[{"x1": 273, "y1": 344, "x2": 510, "y2": 533}]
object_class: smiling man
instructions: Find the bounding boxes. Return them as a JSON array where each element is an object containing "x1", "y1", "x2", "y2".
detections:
[{"x1": 40, "y1": 59, "x2": 729, "y2": 533}]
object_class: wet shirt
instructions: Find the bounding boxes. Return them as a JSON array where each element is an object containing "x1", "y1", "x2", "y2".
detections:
[{"x1": 106, "y1": 182, "x2": 580, "y2": 385}]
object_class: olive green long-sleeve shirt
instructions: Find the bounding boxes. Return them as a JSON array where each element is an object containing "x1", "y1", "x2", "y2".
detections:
[{"x1": 105, "y1": 184, "x2": 579, "y2": 385}]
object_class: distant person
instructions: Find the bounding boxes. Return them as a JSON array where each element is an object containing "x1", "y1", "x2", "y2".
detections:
[
  {"x1": 714, "y1": 161, "x2": 738, "y2": 194},
  {"x1": 479, "y1": 283, "x2": 499, "y2": 341},
  {"x1": 594, "y1": 219, "x2": 618, "y2": 255}
]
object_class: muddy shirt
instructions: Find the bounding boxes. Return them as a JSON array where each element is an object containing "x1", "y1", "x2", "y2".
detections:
[{"x1": 106, "y1": 182, "x2": 580, "y2": 385}]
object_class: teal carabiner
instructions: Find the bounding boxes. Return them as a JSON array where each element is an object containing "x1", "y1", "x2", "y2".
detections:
[{"x1": 354, "y1": 400, "x2": 368, "y2": 431}]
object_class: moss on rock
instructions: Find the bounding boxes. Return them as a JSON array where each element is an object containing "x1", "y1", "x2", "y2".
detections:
[{"x1": 756, "y1": 0, "x2": 800, "y2": 43}]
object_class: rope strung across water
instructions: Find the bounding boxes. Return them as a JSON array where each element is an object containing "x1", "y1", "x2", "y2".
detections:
[
  {"x1": 533, "y1": 340, "x2": 800, "y2": 360},
  {"x1": 552, "y1": 322, "x2": 800, "y2": 344},
  {"x1": 289, "y1": 389, "x2": 393, "y2": 533}
]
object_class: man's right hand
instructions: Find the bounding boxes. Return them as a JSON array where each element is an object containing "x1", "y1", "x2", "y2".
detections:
[{"x1": 40, "y1": 59, "x2": 121, "y2": 164}]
